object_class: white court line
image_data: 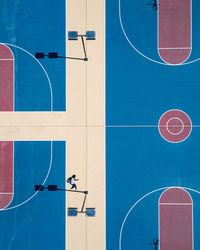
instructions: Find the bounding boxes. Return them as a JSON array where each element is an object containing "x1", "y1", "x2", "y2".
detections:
[
  {"x1": 107, "y1": 125, "x2": 194, "y2": 128},
  {"x1": 159, "y1": 47, "x2": 191, "y2": 50},
  {"x1": 0, "y1": 59, "x2": 14, "y2": 60},
  {"x1": 166, "y1": 117, "x2": 184, "y2": 135},
  {"x1": 0, "y1": 193, "x2": 13, "y2": 195},
  {"x1": 119, "y1": 187, "x2": 168, "y2": 250},
  {"x1": 159, "y1": 203, "x2": 192, "y2": 205}
]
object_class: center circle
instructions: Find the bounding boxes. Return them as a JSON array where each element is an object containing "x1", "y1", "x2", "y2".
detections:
[
  {"x1": 158, "y1": 109, "x2": 192, "y2": 143},
  {"x1": 166, "y1": 117, "x2": 184, "y2": 135}
]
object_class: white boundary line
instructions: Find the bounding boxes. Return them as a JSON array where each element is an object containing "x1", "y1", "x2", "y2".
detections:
[
  {"x1": 0, "y1": 193, "x2": 14, "y2": 195},
  {"x1": 0, "y1": 59, "x2": 14, "y2": 60},
  {"x1": 106, "y1": 125, "x2": 195, "y2": 127},
  {"x1": 119, "y1": 186, "x2": 196, "y2": 250},
  {"x1": 119, "y1": 186, "x2": 168, "y2": 250},
  {"x1": 159, "y1": 203, "x2": 192, "y2": 205},
  {"x1": 159, "y1": 47, "x2": 191, "y2": 50},
  {"x1": 118, "y1": 0, "x2": 165, "y2": 65}
]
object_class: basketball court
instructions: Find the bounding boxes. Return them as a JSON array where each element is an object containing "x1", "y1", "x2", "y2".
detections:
[
  {"x1": 108, "y1": 0, "x2": 200, "y2": 249},
  {"x1": 0, "y1": 0, "x2": 200, "y2": 249}
]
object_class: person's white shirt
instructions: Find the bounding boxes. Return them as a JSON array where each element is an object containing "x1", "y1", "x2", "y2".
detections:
[{"x1": 71, "y1": 178, "x2": 75, "y2": 184}]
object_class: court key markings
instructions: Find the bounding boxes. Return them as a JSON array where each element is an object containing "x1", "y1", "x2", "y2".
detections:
[
  {"x1": 0, "y1": 142, "x2": 14, "y2": 209},
  {"x1": 4, "y1": 42, "x2": 54, "y2": 111},
  {"x1": 0, "y1": 43, "x2": 54, "y2": 210},
  {"x1": 119, "y1": 0, "x2": 197, "y2": 65},
  {"x1": 0, "y1": 44, "x2": 14, "y2": 111},
  {"x1": 119, "y1": 186, "x2": 196, "y2": 250},
  {"x1": 158, "y1": 0, "x2": 192, "y2": 64},
  {"x1": 159, "y1": 187, "x2": 193, "y2": 250}
]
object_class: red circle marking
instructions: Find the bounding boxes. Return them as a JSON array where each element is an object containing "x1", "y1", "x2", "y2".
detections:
[
  {"x1": 166, "y1": 117, "x2": 184, "y2": 135},
  {"x1": 158, "y1": 110, "x2": 192, "y2": 143}
]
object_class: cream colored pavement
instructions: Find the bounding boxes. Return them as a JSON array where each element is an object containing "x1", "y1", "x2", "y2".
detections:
[
  {"x1": 66, "y1": 0, "x2": 105, "y2": 249},
  {"x1": 0, "y1": 0, "x2": 105, "y2": 249}
]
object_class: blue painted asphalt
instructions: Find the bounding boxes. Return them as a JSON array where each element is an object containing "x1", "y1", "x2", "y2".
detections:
[
  {"x1": 106, "y1": 0, "x2": 200, "y2": 249},
  {"x1": 0, "y1": 0, "x2": 66, "y2": 111},
  {"x1": 0, "y1": 141, "x2": 65, "y2": 250}
]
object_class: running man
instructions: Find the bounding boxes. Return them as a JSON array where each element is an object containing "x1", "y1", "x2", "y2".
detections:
[{"x1": 67, "y1": 175, "x2": 79, "y2": 190}]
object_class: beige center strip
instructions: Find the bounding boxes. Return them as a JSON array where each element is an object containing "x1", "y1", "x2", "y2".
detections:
[{"x1": 66, "y1": 0, "x2": 105, "y2": 250}]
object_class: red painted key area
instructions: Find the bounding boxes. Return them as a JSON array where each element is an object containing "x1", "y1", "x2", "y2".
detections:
[
  {"x1": 158, "y1": 0, "x2": 191, "y2": 64},
  {"x1": 159, "y1": 188, "x2": 193, "y2": 250},
  {"x1": 0, "y1": 141, "x2": 14, "y2": 209},
  {"x1": 0, "y1": 44, "x2": 14, "y2": 111}
]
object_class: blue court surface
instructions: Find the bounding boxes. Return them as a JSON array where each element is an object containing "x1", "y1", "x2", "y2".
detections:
[
  {"x1": 106, "y1": 0, "x2": 200, "y2": 249},
  {"x1": 0, "y1": 0, "x2": 66, "y2": 111},
  {"x1": 0, "y1": 141, "x2": 65, "y2": 249}
]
